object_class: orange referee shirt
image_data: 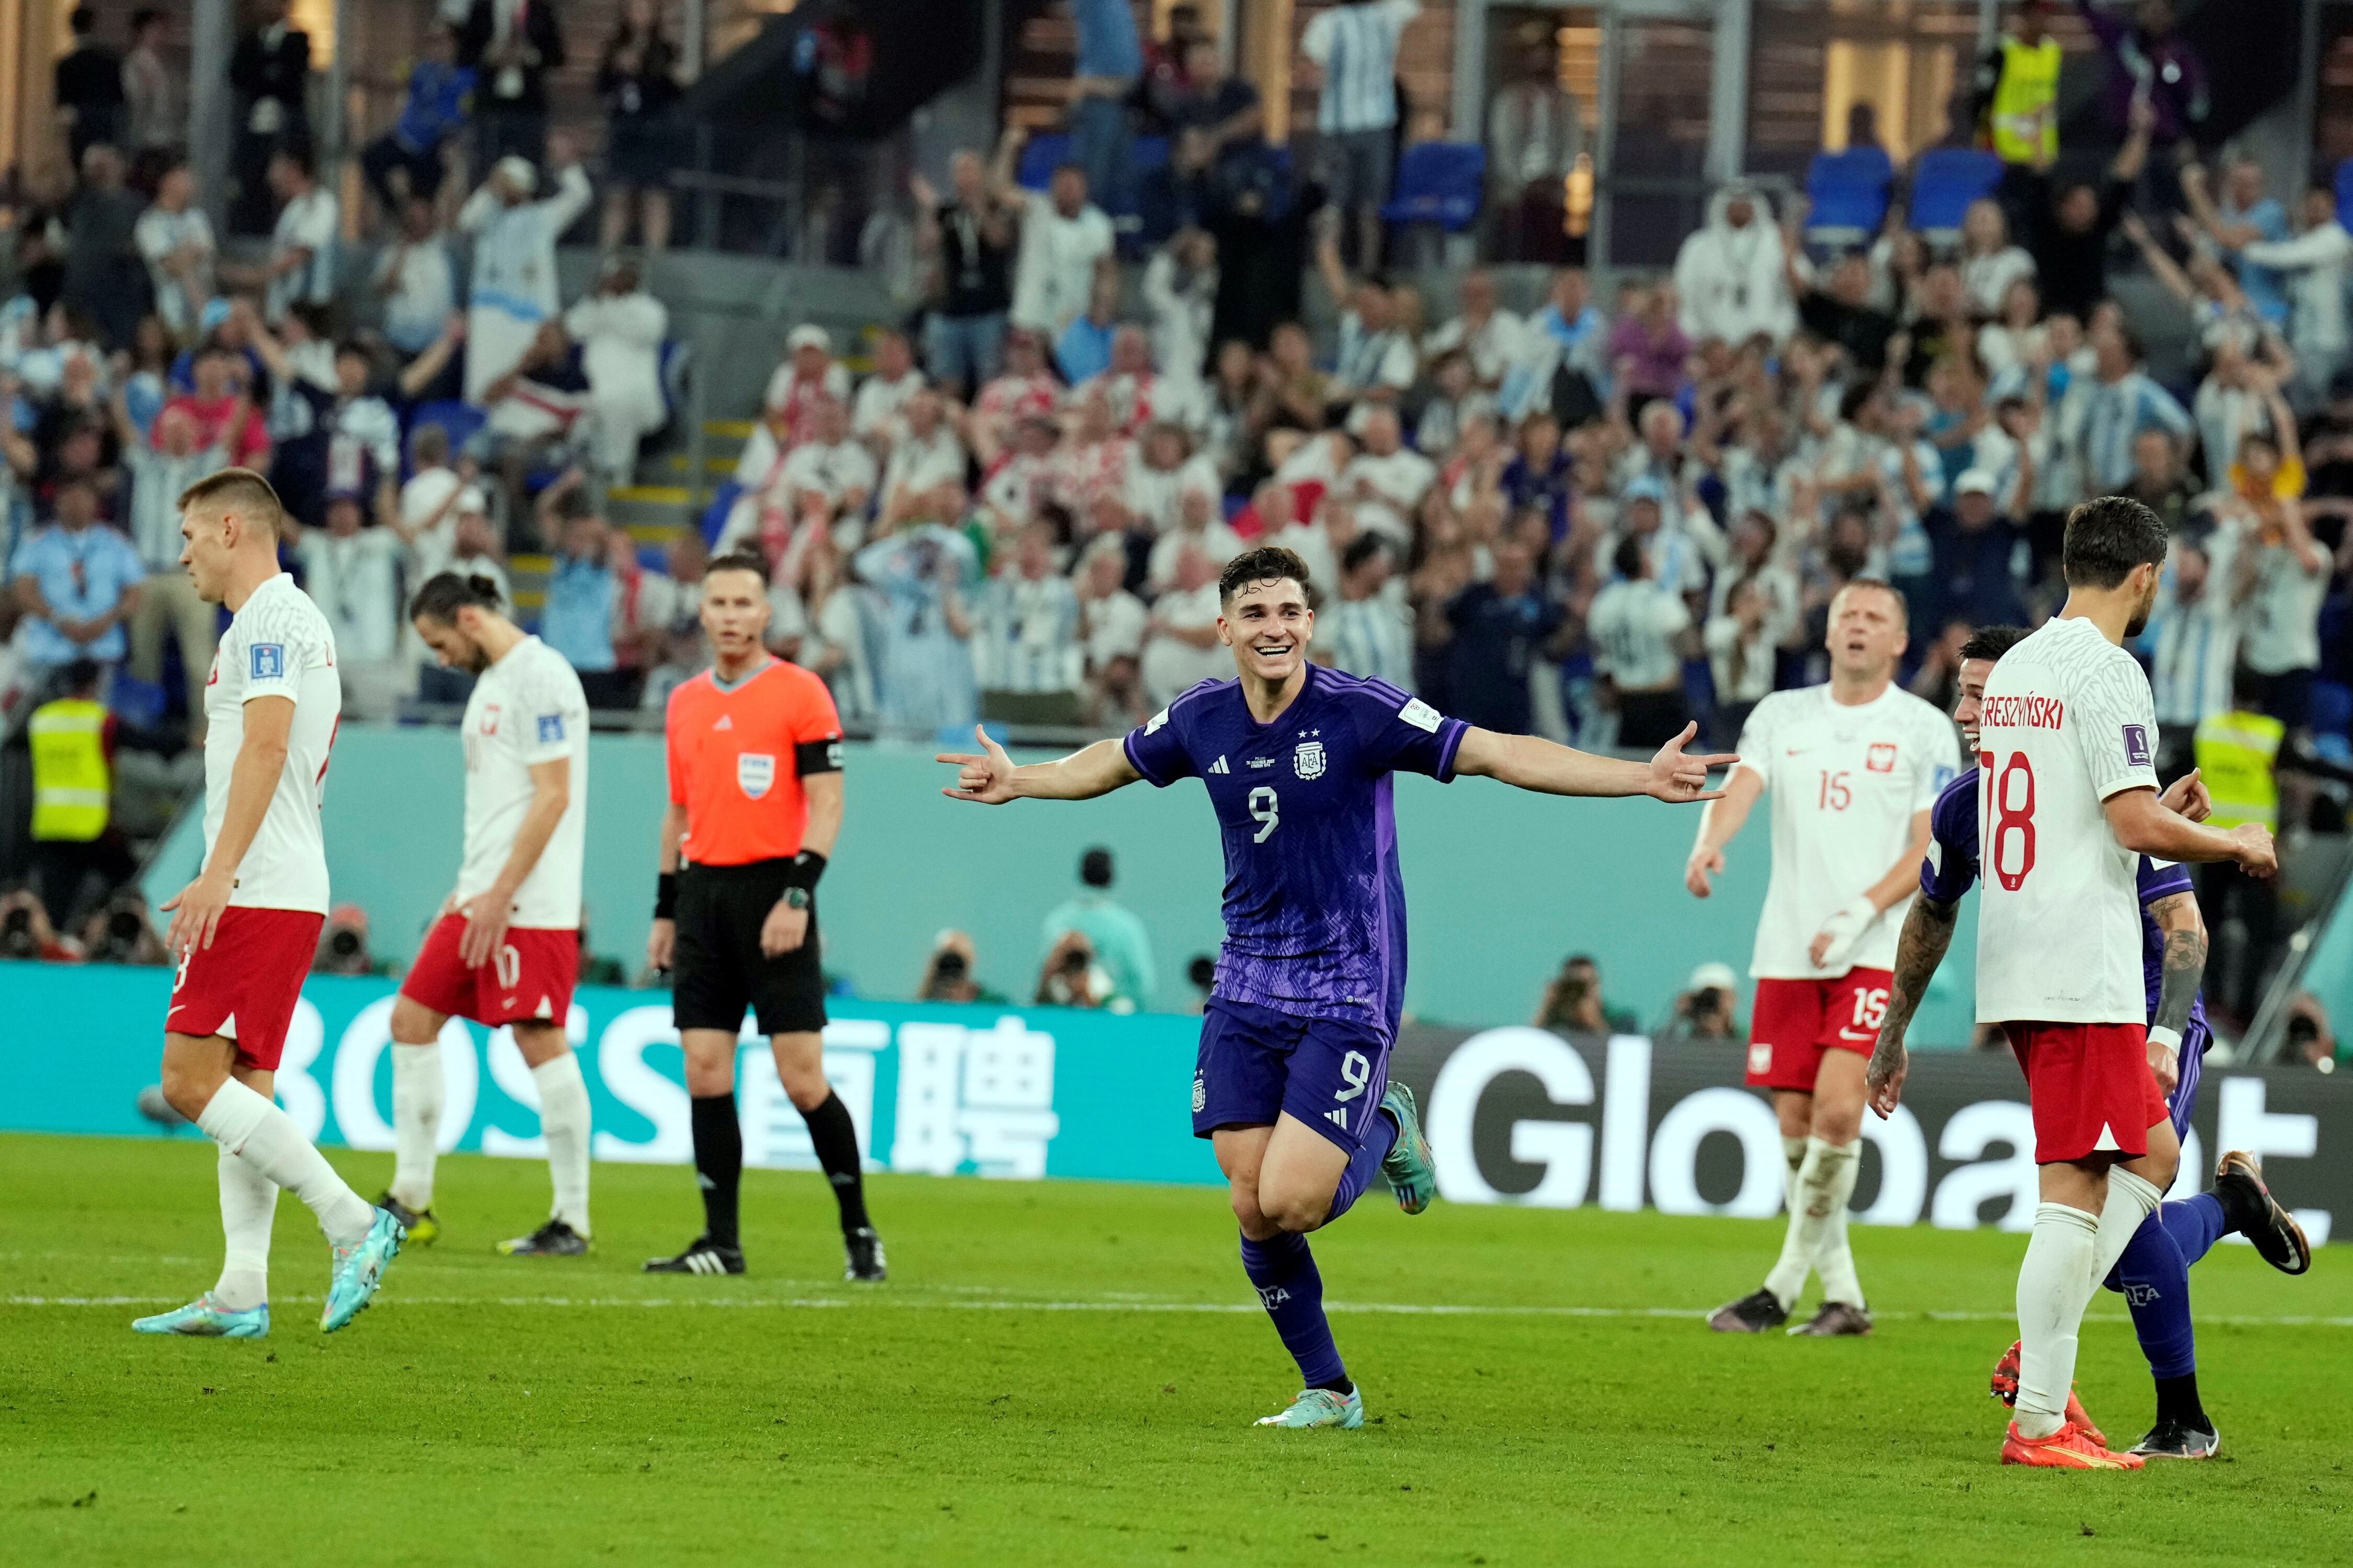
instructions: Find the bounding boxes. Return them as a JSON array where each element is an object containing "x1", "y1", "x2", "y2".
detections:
[{"x1": 665, "y1": 659, "x2": 844, "y2": 866}]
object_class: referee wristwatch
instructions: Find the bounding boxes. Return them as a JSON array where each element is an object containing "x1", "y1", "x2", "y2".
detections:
[{"x1": 782, "y1": 886, "x2": 812, "y2": 911}]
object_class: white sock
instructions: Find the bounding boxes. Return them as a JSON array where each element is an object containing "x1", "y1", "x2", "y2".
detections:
[
  {"x1": 2014, "y1": 1201, "x2": 2101, "y2": 1438},
  {"x1": 389, "y1": 1040, "x2": 444, "y2": 1211},
  {"x1": 197, "y1": 1078, "x2": 375, "y2": 1247},
  {"x1": 1780, "y1": 1135, "x2": 1807, "y2": 1211},
  {"x1": 212, "y1": 1148, "x2": 277, "y2": 1311},
  {"x1": 2088, "y1": 1167, "x2": 2163, "y2": 1289},
  {"x1": 532, "y1": 1052, "x2": 592, "y2": 1237},
  {"x1": 1805, "y1": 1138, "x2": 1866, "y2": 1307},
  {"x1": 1762, "y1": 1139, "x2": 1829, "y2": 1311}
]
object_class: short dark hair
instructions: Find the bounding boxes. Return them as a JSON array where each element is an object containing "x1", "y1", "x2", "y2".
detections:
[
  {"x1": 409, "y1": 571, "x2": 503, "y2": 624},
  {"x1": 1217, "y1": 545, "x2": 1309, "y2": 605},
  {"x1": 70, "y1": 7, "x2": 96, "y2": 36},
  {"x1": 62, "y1": 657, "x2": 101, "y2": 695},
  {"x1": 2062, "y1": 495, "x2": 2168, "y2": 589},
  {"x1": 1080, "y1": 847, "x2": 1113, "y2": 888},
  {"x1": 131, "y1": 8, "x2": 162, "y2": 32},
  {"x1": 1957, "y1": 624, "x2": 2029, "y2": 664},
  {"x1": 2232, "y1": 663, "x2": 2267, "y2": 708},
  {"x1": 704, "y1": 547, "x2": 772, "y2": 587},
  {"x1": 178, "y1": 466, "x2": 285, "y2": 533},
  {"x1": 1611, "y1": 535, "x2": 1646, "y2": 580},
  {"x1": 1340, "y1": 534, "x2": 1388, "y2": 575}
]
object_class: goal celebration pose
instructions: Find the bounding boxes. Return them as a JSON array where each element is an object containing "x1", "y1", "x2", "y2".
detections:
[
  {"x1": 645, "y1": 550, "x2": 883, "y2": 1281},
  {"x1": 381, "y1": 573, "x2": 595, "y2": 1257},
  {"x1": 1867, "y1": 498, "x2": 2280, "y2": 1468},
  {"x1": 1685, "y1": 580, "x2": 1959, "y2": 1336},
  {"x1": 1872, "y1": 624, "x2": 2311, "y2": 1459},
  {"x1": 135, "y1": 469, "x2": 404, "y2": 1338},
  {"x1": 939, "y1": 545, "x2": 1734, "y2": 1428}
]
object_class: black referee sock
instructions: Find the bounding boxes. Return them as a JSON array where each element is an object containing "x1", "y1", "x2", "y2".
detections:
[
  {"x1": 690, "y1": 1093, "x2": 744, "y2": 1249},
  {"x1": 801, "y1": 1091, "x2": 871, "y2": 1233}
]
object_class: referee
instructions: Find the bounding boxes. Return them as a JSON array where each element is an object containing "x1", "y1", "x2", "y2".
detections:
[{"x1": 645, "y1": 548, "x2": 883, "y2": 1281}]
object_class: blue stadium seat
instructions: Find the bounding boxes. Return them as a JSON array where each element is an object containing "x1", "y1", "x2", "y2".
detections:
[
  {"x1": 1909, "y1": 147, "x2": 2003, "y2": 236},
  {"x1": 1804, "y1": 147, "x2": 1894, "y2": 246},
  {"x1": 1380, "y1": 142, "x2": 1487, "y2": 233},
  {"x1": 1015, "y1": 133, "x2": 1071, "y2": 192},
  {"x1": 2335, "y1": 159, "x2": 2353, "y2": 233},
  {"x1": 109, "y1": 674, "x2": 166, "y2": 731},
  {"x1": 406, "y1": 400, "x2": 486, "y2": 475},
  {"x1": 2312, "y1": 678, "x2": 2352, "y2": 741}
]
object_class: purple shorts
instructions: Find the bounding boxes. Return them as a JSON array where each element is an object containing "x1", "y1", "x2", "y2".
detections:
[
  {"x1": 1193, "y1": 998, "x2": 1392, "y2": 1154},
  {"x1": 2166, "y1": 1018, "x2": 2208, "y2": 1138}
]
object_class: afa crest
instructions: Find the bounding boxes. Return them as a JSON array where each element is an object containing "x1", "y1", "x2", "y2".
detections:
[{"x1": 1294, "y1": 740, "x2": 1326, "y2": 780}]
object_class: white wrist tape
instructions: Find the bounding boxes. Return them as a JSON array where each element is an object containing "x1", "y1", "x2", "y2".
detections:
[{"x1": 2147, "y1": 1025, "x2": 2183, "y2": 1054}]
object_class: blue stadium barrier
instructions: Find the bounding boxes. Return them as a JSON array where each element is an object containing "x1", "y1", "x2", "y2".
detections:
[
  {"x1": 1016, "y1": 133, "x2": 1072, "y2": 191},
  {"x1": 109, "y1": 674, "x2": 166, "y2": 731},
  {"x1": 1381, "y1": 142, "x2": 1487, "y2": 233},
  {"x1": 1909, "y1": 147, "x2": 2003, "y2": 235},
  {"x1": 2337, "y1": 159, "x2": 2353, "y2": 233},
  {"x1": 700, "y1": 479, "x2": 744, "y2": 544},
  {"x1": 1804, "y1": 146, "x2": 1894, "y2": 246}
]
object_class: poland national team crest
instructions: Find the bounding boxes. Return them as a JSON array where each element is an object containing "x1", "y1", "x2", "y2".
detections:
[
  {"x1": 1866, "y1": 742, "x2": 1896, "y2": 772},
  {"x1": 1294, "y1": 739, "x2": 1326, "y2": 780},
  {"x1": 737, "y1": 752, "x2": 775, "y2": 799}
]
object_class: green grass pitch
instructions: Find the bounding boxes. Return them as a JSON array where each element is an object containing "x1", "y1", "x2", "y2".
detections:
[{"x1": 3, "y1": 1132, "x2": 2348, "y2": 1566}]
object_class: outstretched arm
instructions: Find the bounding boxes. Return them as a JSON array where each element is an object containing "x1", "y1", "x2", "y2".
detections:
[
  {"x1": 1864, "y1": 891, "x2": 1959, "y2": 1117},
  {"x1": 940, "y1": 727, "x2": 1141, "y2": 803},
  {"x1": 2104, "y1": 786, "x2": 2275, "y2": 874},
  {"x1": 1451, "y1": 720, "x2": 1733, "y2": 803},
  {"x1": 2145, "y1": 889, "x2": 2207, "y2": 1094}
]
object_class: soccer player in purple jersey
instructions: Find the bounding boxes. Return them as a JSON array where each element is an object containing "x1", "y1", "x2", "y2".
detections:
[
  {"x1": 939, "y1": 546, "x2": 1734, "y2": 1428},
  {"x1": 1870, "y1": 625, "x2": 2312, "y2": 1459}
]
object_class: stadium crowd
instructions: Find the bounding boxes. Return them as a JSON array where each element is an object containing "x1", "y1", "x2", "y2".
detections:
[{"x1": 5, "y1": 1, "x2": 2350, "y2": 1057}]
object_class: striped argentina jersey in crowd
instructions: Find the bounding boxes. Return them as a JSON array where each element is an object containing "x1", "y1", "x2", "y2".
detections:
[
  {"x1": 1122, "y1": 665, "x2": 1467, "y2": 1033},
  {"x1": 1300, "y1": 0, "x2": 1420, "y2": 133},
  {"x1": 974, "y1": 571, "x2": 1083, "y2": 694}
]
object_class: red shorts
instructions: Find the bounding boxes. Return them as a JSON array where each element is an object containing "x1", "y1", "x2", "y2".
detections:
[
  {"x1": 165, "y1": 907, "x2": 324, "y2": 1071},
  {"x1": 398, "y1": 912, "x2": 579, "y2": 1028},
  {"x1": 2004, "y1": 1021, "x2": 2171, "y2": 1164},
  {"x1": 1744, "y1": 968, "x2": 1894, "y2": 1092}
]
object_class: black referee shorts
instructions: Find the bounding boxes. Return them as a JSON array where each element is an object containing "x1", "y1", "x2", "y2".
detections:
[{"x1": 672, "y1": 859, "x2": 828, "y2": 1037}]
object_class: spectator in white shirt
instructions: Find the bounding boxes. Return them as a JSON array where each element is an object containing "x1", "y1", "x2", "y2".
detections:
[
  {"x1": 975, "y1": 520, "x2": 1084, "y2": 700},
  {"x1": 1957, "y1": 199, "x2": 2037, "y2": 318},
  {"x1": 457, "y1": 134, "x2": 596, "y2": 402},
  {"x1": 1672, "y1": 183, "x2": 1794, "y2": 348},
  {"x1": 1587, "y1": 534, "x2": 1694, "y2": 748},
  {"x1": 1298, "y1": 0, "x2": 1421, "y2": 268},
  {"x1": 1315, "y1": 231, "x2": 1416, "y2": 408},
  {"x1": 2229, "y1": 182, "x2": 2353, "y2": 409},
  {"x1": 564, "y1": 252, "x2": 669, "y2": 481},
  {"x1": 1075, "y1": 535, "x2": 1146, "y2": 724},
  {"x1": 1146, "y1": 486, "x2": 1244, "y2": 591},
  {"x1": 2147, "y1": 534, "x2": 2244, "y2": 763},
  {"x1": 776, "y1": 395, "x2": 879, "y2": 528},
  {"x1": 256, "y1": 144, "x2": 337, "y2": 325},
  {"x1": 1319, "y1": 535, "x2": 1414, "y2": 689},
  {"x1": 1340, "y1": 406, "x2": 1436, "y2": 545},
  {"x1": 1140, "y1": 542, "x2": 1229, "y2": 704},
  {"x1": 851, "y1": 328, "x2": 927, "y2": 446},
  {"x1": 1123, "y1": 421, "x2": 1221, "y2": 533},
  {"x1": 134, "y1": 162, "x2": 216, "y2": 341},
  {"x1": 1004, "y1": 132, "x2": 1116, "y2": 337},
  {"x1": 1704, "y1": 575, "x2": 1780, "y2": 747},
  {"x1": 1265, "y1": 488, "x2": 1351, "y2": 598},
  {"x1": 879, "y1": 387, "x2": 968, "y2": 527},
  {"x1": 1424, "y1": 268, "x2": 1526, "y2": 390},
  {"x1": 2219, "y1": 430, "x2": 2329, "y2": 724},
  {"x1": 374, "y1": 197, "x2": 460, "y2": 362},
  {"x1": 1141, "y1": 226, "x2": 1218, "y2": 381},
  {"x1": 295, "y1": 483, "x2": 406, "y2": 717}
]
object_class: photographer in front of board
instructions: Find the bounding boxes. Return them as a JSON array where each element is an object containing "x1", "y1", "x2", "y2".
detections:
[
  {"x1": 1534, "y1": 952, "x2": 1639, "y2": 1036},
  {"x1": 1656, "y1": 960, "x2": 1742, "y2": 1046}
]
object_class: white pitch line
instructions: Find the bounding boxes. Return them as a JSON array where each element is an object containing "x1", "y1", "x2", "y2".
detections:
[{"x1": 9, "y1": 1294, "x2": 2353, "y2": 1327}]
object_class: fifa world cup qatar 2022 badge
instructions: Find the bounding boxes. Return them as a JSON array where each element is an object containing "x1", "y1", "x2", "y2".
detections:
[{"x1": 1294, "y1": 736, "x2": 1326, "y2": 780}]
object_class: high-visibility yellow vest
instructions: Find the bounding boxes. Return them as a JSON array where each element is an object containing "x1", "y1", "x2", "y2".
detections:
[
  {"x1": 1988, "y1": 36, "x2": 2061, "y2": 166},
  {"x1": 27, "y1": 696, "x2": 110, "y2": 842},
  {"x1": 2194, "y1": 709, "x2": 2283, "y2": 832}
]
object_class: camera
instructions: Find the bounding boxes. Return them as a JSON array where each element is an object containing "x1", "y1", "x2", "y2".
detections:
[
  {"x1": 933, "y1": 949, "x2": 968, "y2": 982},
  {"x1": 1, "y1": 905, "x2": 35, "y2": 959},
  {"x1": 328, "y1": 927, "x2": 363, "y2": 960},
  {"x1": 1057, "y1": 947, "x2": 1090, "y2": 976}
]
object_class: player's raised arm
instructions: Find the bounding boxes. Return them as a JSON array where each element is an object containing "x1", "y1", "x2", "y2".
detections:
[
  {"x1": 1864, "y1": 889, "x2": 1958, "y2": 1118},
  {"x1": 1450, "y1": 719, "x2": 1734, "y2": 804},
  {"x1": 938, "y1": 726, "x2": 1142, "y2": 804},
  {"x1": 2103, "y1": 787, "x2": 2277, "y2": 876},
  {"x1": 163, "y1": 692, "x2": 293, "y2": 956}
]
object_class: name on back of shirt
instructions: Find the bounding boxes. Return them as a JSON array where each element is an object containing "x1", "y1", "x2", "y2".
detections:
[{"x1": 1979, "y1": 694, "x2": 2063, "y2": 730}]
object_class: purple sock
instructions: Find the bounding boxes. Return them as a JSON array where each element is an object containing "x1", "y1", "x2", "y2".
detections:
[
  {"x1": 2106, "y1": 1207, "x2": 2197, "y2": 1379},
  {"x1": 1239, "y1": 1229, "x2": 1346, "y2": 1389},
  {"x1": 1324, "y1": 1111, "x2": 1398, "y2": 1224},
  {"x1": 2160, "y1": 1193, "x2": 2229, "y2": 1267}
]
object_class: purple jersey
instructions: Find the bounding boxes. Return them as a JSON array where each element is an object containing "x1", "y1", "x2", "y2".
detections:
[
  {"x1": 1922, "y1": 768, "x2": 2208, "y2": 1042},
  {"x1": 1123, "y1": 667, "x2": 1469, "y2": 1034}
]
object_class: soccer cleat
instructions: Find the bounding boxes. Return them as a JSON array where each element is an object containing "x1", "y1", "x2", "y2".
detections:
[
  {"x1": 2215, "y1": 1150, "x2": 2312, "y2": 1275},
  {"x1": 1254, "y1": 1386, "x2": 1364, "y2": 1430},
  {"x1": 1377, "y1": 1083, "x2": 1437, "y2": 1215},
  {"x1": 132, "y1": 1294, "x2": 269, "y2": 1338},
  {"x1": 643, "y1": 1235, "x2": 745, "y2": 1275},
  {"x1": 374, "y1": 1192, "x2": 439, "y2": 1247},
  {"x1": 321, "y1": 1207, "x2": 406, "y2": 1333},
  {"x1": 1990, "y1": 1340, "x2": 2106, "y2": 1447},
  {"x1": 843, "y1": 1227, "x2": 887, "y2": 1283},
  {"x1": 1707, "y1": 1288, "x2": 1789, "y2": 1333},
  {"x1": 2130, "y1": 1419, "x2": 2221, "y2": 1460},
  {"x1": 2001, "y1": 1419, "x2": 2143, "y2": 1469},
  {"x1": 497, "y1": 1219, "x2": 589, "y2": 1257},
  {"x1": 1787, "y1": 1301, "x2": 1872, "y2": 1336}
]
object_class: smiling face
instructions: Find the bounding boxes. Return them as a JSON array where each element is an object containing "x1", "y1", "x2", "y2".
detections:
[
  {"x1": 1217, "y1": 575, "x2": 1313, "y2": 683},
  {"x1": 1827, "y1": 581, "x2": 1906, "y2": 682},
  {"x1": 1953, "y1": 655, "x2": 1995, "y2": 747}
]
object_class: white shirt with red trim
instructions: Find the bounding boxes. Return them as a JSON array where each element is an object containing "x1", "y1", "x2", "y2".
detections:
[
  {"x1": 1974, "y1": 615, "x2": 2161, "y2": 1024},
  {"x1": 203, "y1": 573, "x2": 341, "y2": 914},
  {"x1": 458, "y1": 635, "x2": 590, "y2": 929},
  {"x1": 1732, "y1": 681, "x2": 1960, "y2": 979}
]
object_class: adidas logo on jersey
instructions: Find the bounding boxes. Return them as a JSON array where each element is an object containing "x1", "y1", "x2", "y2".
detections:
[
  {"x1": 1208, "y1": 755, "x2": 1230, "y2": 774},
  {"x1": 1325, "y1": 1107, "x2": 1349, "y2": 1127},
  {"x1": 714, "y1": 714, "x2": 733, "y2": 730}
]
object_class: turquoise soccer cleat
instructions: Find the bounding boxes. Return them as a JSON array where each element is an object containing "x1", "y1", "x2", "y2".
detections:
[
  {"x1": 1378, "y1": 1082, "x2": 1437, "y2": 1215},
  {"x1": 132, "y1": 1294, "x2": 270, "y2": 1338},
  {"x1": 320, "y1": 1206, "x2": 406, "y2": 1333},
  {"x1": 1254, "y1": 1386, "x2": 1365, "y2": 1429}
]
